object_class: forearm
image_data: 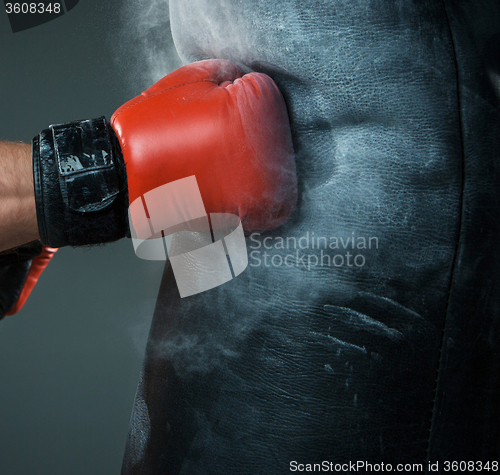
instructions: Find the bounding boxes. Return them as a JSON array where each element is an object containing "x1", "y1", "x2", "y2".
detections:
[{"x1": 0, "y1": 141, "x2": 39, "y2": 251}]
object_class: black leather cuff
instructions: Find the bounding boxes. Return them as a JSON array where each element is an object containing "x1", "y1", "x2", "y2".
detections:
[{"x1": 32, "y1": 117, "x2": 129, "y2": 247}]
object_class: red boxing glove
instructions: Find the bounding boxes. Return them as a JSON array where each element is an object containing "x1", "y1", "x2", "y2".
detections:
[
  {"x1": 28, "y1": 60, "x2": 296, "y2": 305},
  {"x1": 33, "y1": 60, "x2": 296, "y2": 248},
  {"x1": 111, "y1": 59, "x2": 297, "y2": 233},
  {"x1": 5, "y1": 246, "x2": 57, "y2": 316}
]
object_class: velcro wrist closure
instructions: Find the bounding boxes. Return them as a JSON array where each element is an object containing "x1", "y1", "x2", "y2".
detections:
[{"x1": 33, "y1": 117, "x2": 129, "y2": 247}]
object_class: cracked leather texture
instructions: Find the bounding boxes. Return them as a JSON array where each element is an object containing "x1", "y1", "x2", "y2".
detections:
[{"x1": 121, "y1": 1, "x2": 500, "y2": 473}]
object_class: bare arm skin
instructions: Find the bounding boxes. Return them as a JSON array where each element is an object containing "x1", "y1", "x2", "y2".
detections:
[{"x1": 0, "y1": 141, "x2": 39, "y2": 251}]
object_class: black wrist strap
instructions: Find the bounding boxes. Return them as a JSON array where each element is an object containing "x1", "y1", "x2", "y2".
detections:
[{"x1": 33, "y1": 117, "x2": 130, "y2": 247}]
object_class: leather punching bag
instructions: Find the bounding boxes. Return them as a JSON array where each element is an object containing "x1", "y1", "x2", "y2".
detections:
[{"x1": 121, "y1": 1, "x2": 500, "y2": 473}]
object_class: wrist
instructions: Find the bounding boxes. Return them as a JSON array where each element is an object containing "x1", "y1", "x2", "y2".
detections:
[{"x1": 0, "y1": 141, "x2": 39, "y2": 251}]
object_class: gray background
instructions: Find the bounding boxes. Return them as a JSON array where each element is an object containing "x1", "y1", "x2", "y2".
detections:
[{"x1": 0, "y1": 2, "x2": 166, "y2": 473}]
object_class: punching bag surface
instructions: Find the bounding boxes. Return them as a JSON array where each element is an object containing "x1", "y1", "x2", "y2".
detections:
[{"x1": 121, "y1": 1, "x2": 500, "y2": 473}]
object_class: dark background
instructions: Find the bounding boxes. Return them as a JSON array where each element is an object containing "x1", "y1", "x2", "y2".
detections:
[{"x1": 0, "y1": 2, "x2": 166, "y2": 473}]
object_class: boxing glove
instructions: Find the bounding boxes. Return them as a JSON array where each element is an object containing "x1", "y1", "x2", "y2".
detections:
[
  {"x1": 0, "y1": 242, "x2": 57, "y2": 318},
  {"x1": 33, "y1": 59, "x2": 297, "y2": 248}
]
